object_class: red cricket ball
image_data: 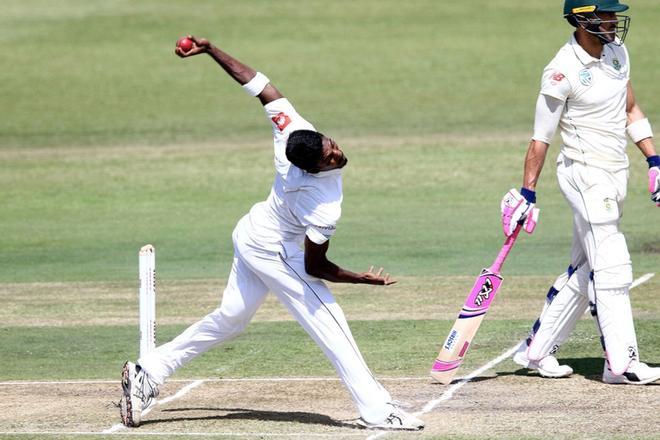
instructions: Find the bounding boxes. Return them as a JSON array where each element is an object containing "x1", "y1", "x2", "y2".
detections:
[{"x1": 177, "y1": 37, "x2": 193, "y2": 52}]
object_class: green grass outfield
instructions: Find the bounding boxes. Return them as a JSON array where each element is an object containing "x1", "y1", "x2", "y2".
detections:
[{"x1": 1, "y1": 1, "x2": 659, "y2": 439}]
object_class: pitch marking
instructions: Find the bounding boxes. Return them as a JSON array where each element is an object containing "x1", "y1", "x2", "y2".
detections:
[
  {"x1": 103, "y1": 380, "x2": 204, "y2": 433},
  {"x1": 366, "y1": 273, "x2": 655, "y2": 440},
  {"x1": 0, "y1": 433, "x2": 364, "y2": 437},
  {"x1": 631, "y1": 272, "x2": 654, "y2": 289}
]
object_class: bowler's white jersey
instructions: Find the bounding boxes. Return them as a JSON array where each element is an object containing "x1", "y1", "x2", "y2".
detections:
[
  {"x1": 245, "y1": 98, "x2": 342, "y2": 251},
  {"x1": 539, "y1": 35, "x2": 630, "y2": 171}
]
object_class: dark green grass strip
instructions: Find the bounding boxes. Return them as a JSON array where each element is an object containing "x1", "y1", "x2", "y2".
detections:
[{"x1": 2, "y1": 320, "x2": 658, "y2": 381}]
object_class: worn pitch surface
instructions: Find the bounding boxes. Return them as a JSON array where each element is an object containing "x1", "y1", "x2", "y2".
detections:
[{"x1": 1, "y1": 374, "x2": 659, "y2": 439}]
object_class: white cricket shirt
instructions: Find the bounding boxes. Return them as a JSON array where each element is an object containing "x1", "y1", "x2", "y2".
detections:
[
  {"x1": 244, "y1": 98, "x2": 342, "y2": 252},
  {"x1": 537, "y1": 34, "x2": 630, "y2": 171}
]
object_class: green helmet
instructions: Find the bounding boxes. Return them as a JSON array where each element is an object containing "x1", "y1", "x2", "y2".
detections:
[
  {"x1": 563, "y1": 0, "x2": 628, "y2": 16},
  {"x1": 564, "y1": 0, "x2": 628, "y2": 17},
  {"x1": 563, "y1": 0, "x2": 630, "y2": 45}
]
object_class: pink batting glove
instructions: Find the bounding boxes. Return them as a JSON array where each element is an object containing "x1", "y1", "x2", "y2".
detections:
[
  {"x1": 649, "y1": 166, "x2": 660, "y2": 207},
  {"x1": 501, "y1": 188, "x2": 540, "y2": 237}
]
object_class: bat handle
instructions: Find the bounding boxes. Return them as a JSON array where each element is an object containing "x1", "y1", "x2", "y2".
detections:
[{"x1": 490, "y1": 224, "x2": 522, "y2": 274}]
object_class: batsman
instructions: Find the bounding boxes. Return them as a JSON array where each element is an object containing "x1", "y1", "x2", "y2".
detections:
[{"x1": 508, "y1": 0, "x2": 660, "y2": 384}]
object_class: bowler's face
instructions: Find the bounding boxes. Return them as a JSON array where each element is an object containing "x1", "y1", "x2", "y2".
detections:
[{"x1": 317, "y1": 137, "x2": 348, "y2": 171}]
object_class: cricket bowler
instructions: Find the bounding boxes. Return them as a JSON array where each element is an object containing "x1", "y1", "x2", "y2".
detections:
[
  {"x1": 505, "y1": 0, "x2": 660, "y2": 384},
  {"x1": 119, "y1": 35, "x2": 424, "y2": 430}
]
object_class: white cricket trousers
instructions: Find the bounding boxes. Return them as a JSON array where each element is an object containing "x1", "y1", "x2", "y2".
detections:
[
  {"x1": 529, "y1": 155, "x2": 638, "y2": 373},
  {"x1": 139, "y1": 215, "x2": 392, "y2": 423}
]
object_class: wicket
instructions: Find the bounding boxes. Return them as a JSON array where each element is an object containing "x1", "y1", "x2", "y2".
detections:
[{"x1": 138, "y1": 244, "x2": 156, "y2": 359}]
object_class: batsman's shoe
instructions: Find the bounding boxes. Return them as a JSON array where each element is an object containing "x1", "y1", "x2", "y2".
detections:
[
  {"x1": 120, "y1": 361, "x2": 160, "y2": 427},
  {"x1": 513, "y1": 342, "x2": 573, "y2": 378},
  {"x1": 356, "y1": 404, "x2": 424, "y2": 431},
  {"x1": 603, "y1": 360, "x2": 660, "y2": 385},
  {"x1": 512, "y1": 341, "x2": 533, "y2": 368}
]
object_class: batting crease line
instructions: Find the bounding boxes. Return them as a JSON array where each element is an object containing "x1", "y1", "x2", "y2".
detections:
[
  {"x1": 365, "y1": 272, "x2": 654, "y2": 440},
  {"x1": 103, "y1": 380, "x2": 204, "y2": 434},
  {"x1": 0, "y1": 432, "x2": 365, "y2": 438}
]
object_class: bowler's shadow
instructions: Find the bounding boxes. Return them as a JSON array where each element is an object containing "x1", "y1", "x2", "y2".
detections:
[{"x1": 140, "y1": 407, "x2": 359, "y2": 428}]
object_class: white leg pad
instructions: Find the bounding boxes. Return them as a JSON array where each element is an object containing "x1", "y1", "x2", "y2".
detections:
[
  {"x1": 527, "y1": 265, "x2": 590, "y2": 361},
  {"x1": 595, "y1": 287, "x2": 638, "y2": 375},
  {"x1": 593, "y1": 232, "x2": 633, "y2": 289}
]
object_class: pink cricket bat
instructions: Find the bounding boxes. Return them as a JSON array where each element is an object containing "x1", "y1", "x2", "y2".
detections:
[{"x1": 430, "y1": 224, "x2": 523, "y2": 384}]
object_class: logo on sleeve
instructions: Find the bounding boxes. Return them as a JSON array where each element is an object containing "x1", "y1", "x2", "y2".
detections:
[
  {"x1": 612, "y1": 58, "x2": 621, "y2": 71},
  {"x1": 550, "y1": 71, "x2": 565, "y2": 85},
  {"x1": 272, "y1": 112, "x2": 292, "y2": 131},
  {"x1": 578, "y1": 69, "x2": 593, "y2": 86}
]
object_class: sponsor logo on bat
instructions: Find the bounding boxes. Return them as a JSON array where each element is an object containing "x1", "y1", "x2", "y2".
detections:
[
  {"x1": 444, "y1": 329, "x2": 459, "y2": 351},
  {"x1": 474, "y1": 278, "x2": 494, "y2": 307}
]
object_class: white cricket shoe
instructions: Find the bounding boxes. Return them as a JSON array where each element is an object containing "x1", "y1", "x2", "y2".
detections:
[
  {"x1": 512, "y1": 341, "x2": 573, "y2": 378},
  {"x1": 356, "y1": 403, "x2": 424, "y2": 431},
  {"x1": 602, "y1": 360, "x2": 660, "y2": 385},
  {"x1": 120, "y1": 361, "x2": 160, "y2": 427}
]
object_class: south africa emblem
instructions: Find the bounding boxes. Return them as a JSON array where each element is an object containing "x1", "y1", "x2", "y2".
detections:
[{"x1": 579, "y1": 69, "x2": 593, "y2": 86}]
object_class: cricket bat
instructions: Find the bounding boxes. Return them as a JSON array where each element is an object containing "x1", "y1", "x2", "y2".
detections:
[{"x1": 430, "y1": 224, "x2": 523, "y2": 384}]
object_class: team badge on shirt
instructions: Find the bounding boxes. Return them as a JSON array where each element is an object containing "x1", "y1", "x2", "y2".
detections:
[
  {"x1": 578, "y1": 69, "x2": 593, "y2": 86},
  {"x1": 272, "y1": 112, "x2": 292, "y2": 131},
  {"x1": 612, "y1": 58, "x2": 621, "y2": 71}
]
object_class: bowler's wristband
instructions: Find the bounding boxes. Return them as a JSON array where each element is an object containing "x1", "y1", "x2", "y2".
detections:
[{"x1": 242, "y1": 72, "x2": 270, "y2": 97}]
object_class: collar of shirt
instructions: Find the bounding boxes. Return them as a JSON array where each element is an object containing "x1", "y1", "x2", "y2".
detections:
[
  {"x1": 569, "y1": 34, "x2": 601, "y2": 66},
  {"x1": 309, "y1": 168, "x2": 343, "y2": 178},
  {"x1": 280, "y1": 166, "x2": 342, "y2": 192}
]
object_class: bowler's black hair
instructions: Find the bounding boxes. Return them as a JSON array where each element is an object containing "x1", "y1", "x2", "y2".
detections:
[{"x1": 286, "y1": 130, "x2": 324, "y2": 173}]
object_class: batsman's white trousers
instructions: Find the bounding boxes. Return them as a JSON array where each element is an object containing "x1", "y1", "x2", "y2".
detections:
[
  {"x1": 139, "y1": 215, "x2": 392, "y2": 423},
  {"x1": 529, "y1": 155, "x2": 638, "y2": 373}
]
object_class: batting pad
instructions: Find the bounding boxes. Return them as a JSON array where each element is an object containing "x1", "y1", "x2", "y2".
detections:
[{"x1": 527, "y1": 276, "x2": 589, "y2": 361}]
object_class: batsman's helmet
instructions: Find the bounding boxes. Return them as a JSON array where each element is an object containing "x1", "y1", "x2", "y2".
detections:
[{"x1": 563, "y1": 0, "x2": 630, "y2": 45}]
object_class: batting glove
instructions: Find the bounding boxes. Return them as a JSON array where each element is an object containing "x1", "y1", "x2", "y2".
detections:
[
  {"x1": 648, "y1": 156, "x2": 660, "y2": 207},
  {"x1": 501, "y1": 188, "x2": 540, "y2": 237}
]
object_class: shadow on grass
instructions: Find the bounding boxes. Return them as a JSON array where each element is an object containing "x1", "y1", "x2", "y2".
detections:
[{"x1": 141, "y1": 407, "x2": 360, "y2": 429}]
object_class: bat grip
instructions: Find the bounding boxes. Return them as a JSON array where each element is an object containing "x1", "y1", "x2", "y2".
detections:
[{"x1": 490, "y1": 224, "x2": 522, "y2": 274}]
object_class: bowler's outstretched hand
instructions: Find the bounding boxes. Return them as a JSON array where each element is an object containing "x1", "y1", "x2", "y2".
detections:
[
  {"x1": 175, "y1": 35, "x2": 210, "y2": 57},
  {"x1": 361, "y1": 266, "x2": 396, "y2": 285}
]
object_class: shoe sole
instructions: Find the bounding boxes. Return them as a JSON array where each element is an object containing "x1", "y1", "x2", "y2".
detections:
[
  {"x1": 538, "y1": 366, "x2": 573, "y2": 378},
  {"x1": 602, "y1": 374, "x2": 660, "y2": 385},
  {"x1": 120, "y1": 362, "x2": 140, "y2": 427},
  {"x1": 355, "y1": 419, "x2": 424, "y2": 431}
]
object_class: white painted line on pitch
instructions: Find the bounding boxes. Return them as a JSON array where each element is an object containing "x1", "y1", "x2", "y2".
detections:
[
  {"x1": 103, "y1": 380, "x2": 204, "y2": 434},
  {"x1": 631, "y1": 272, "x2": 654, "y2": 289},
  {"x1": 420, "y1": 344, "x2": 520, "y2": 414},
  {"x1": 0, "y1": 432, "x2": 365, "y2": 437},
  {"x1": 366, "y1": 272, "x2": 655, "y2": 440},
  {"x1": 0, "y1": 376, "x2": 428, "y2": 386}
]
